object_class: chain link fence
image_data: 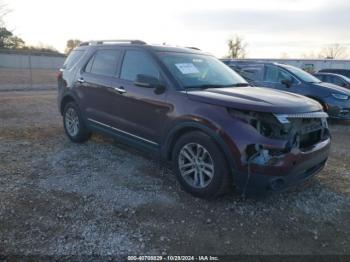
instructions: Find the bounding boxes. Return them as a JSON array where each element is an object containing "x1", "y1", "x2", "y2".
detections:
[{"x1": 0, "y1": 49, "x2": 66, "y2": 91}]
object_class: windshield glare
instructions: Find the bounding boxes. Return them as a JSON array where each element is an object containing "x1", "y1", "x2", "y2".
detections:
[
  {"x1": 284, "y1": 65, "x2": 321, "y2": 83},
  {"x1": 157, "y1": 52, "x2": 248, "y2": 89}
]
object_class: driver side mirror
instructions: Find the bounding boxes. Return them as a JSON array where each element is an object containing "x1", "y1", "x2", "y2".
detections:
[
  {"x1": 134, "y1": 74, "x2": 160, "y2": 88},
  {"x1": 134, "y1": 74, "x2": 166, "y2": 94},
  {"x1": 281, "y1": 79, "x2": 292, "y2": 88}
]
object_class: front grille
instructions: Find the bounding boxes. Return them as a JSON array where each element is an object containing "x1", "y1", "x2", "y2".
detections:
[
  {"x1": 288, "y1": 117, "x2": 329, "y2": 150},
  {"x1": 274, "y1": 112, "x2": 328, "y2": 124},
  {"x1": 278, "y1": 116, "x2": 329, "y2": 151}
]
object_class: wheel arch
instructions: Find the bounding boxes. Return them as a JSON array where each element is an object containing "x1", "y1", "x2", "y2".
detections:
[
  {"x1": 161, "y1": 121, "x2": 237, "y2": 173},
  {"x1": 60, "y1": 94, "x2": 77, "y2": 115},
  {"x1": 306, "y1": 96, "x2": 328, "y2": 111}
]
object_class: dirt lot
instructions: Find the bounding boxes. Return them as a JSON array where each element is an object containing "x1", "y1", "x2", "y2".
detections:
[
  {"x1": 0, "y1": 68, "x2": 57, "y2": 91},
  {"x1": 0, "y1": 90, "x2": 350, "y2": 256}
]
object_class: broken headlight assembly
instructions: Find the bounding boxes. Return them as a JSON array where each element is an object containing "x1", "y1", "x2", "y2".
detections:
[
  {"x1": 227, "y1": 108, "x2": 290, "y2": 139},
  {"x1": 228, "y1": 108, "x2": 330, "y2": 164},
  {"x1": 228, "y1": 108, "x2": 329, "y2": 140}
]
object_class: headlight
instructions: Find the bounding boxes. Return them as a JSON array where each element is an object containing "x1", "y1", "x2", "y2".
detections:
[
  {"x1": 332, "y1": 93, "x2": 349, "y2": 100},
  {"x1": 227, "y1": 109, "x2": 287, "y2": 138}
]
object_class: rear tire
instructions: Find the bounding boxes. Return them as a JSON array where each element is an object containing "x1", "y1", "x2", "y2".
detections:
[
  {"x1": 172, "y1": 131, "x2": 231, "y2": 199},
  {"x1": 63, "y1": 101, "x2": 91, "y2": 143}
]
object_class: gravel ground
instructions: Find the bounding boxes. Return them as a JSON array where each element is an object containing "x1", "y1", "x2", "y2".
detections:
[{"x1": 0, "y1": 90, "x2": 350, "y2": 256}]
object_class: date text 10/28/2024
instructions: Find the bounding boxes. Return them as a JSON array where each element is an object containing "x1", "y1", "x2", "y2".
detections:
[{"x1": 127, "y1": 255, "x2": 219, "y2": 261}]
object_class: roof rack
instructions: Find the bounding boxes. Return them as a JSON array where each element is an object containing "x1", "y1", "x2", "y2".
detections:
[{"x1": 79, "y1": 39, "x2": 146, "y2": 46}]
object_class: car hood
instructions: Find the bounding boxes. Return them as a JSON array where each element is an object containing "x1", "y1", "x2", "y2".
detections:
[
  {"x1": 186, "y1": 87, "x2": 322, "y2": 114},
  {"x1": 312, "y1": 81, "x2": 350, "y2": 95}
]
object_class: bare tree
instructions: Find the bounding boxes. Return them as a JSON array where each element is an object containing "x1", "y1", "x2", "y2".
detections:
[
  {"x1": 301, "y1": 51, "x2": 323, "y2": 59},
  {"x1": 319, "y1": 43, "x2": 348, "y2": 59},
  {"x1": 280, "y1": 52, "x2": 290, "y2": 59},
  {"x1": 227, "y1": 36, "x2": 247, "y2": 59},
  {"x1": 0, "y1": 0, "x2": 10, "y2": 26},
  {"x1": 65, "y1": 39, "x2": 82, "y2": 54},
  {"x1": 0, "y1": 27, "x2": 25, "y2": 48}
]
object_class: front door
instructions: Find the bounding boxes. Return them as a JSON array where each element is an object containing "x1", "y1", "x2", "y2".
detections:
[
  {"x1": 108, "y1": 49, "x2": 170, "y2": 146},
  {"x1": 260, "y1": 65, "x2": 299, "y2": 92}
]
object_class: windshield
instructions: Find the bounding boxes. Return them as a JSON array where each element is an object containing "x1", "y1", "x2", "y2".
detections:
[
  {"x1": 157, "y1": 52, "x2": 248, "y2": 89},
  {"x1": 283, "y1": 65, "x2": 321, "y2": 83}
]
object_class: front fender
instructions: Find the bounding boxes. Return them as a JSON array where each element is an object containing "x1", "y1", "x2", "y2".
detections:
[{"x1": 160, "y1": 118, "x2": 240, "y2": 174}]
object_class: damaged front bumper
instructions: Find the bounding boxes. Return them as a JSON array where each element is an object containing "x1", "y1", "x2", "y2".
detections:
[
  {"x1": 226, "y1": 109, "x2": 331, "y2": 196},
  {"x1": 234, "y1": 138, "x2": 330, "y2": 196}
]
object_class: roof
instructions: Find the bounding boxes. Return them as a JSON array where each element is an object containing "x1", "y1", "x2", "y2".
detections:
[
  {"x1": 314, "y1": 72, "x2": 350, "y2": 80},
  {"x1": 222, "y1": 58, "x2": 350, "y2": 62},
  {"x1": 224, "y1": 60, "x2": 280, "y2": 66},
  {"x1": 76, "y1": 39, "x2": 205, "y2": 54},
  {"x1": 146, "y1": 45, "x2": 204, "y2": 54}
]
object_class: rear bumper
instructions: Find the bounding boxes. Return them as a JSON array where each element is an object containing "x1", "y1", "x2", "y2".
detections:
[{"x1": 234, "y1": 138, "x2": 331, "y2": 197}]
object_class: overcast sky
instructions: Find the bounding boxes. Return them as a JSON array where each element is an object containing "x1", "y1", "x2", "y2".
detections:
[{"x1": 4, "y1": 0, "x2": 350, "y2": 58}]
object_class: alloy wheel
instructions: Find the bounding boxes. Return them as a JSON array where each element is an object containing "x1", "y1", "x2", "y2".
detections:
[
  {"x1": 65, "y1": 107, "x2": 79, "y2": 137},
  {"x1": 178, "y1": 143, "x2": 215, "y2": 188}
]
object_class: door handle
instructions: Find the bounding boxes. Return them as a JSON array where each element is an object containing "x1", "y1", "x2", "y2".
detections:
[
  {"x1": 77, "y1": 77, "x2": 85, "y2": 83},
  {"x1": 113, "y1": 86, "x2": 126, "y2": 94}
]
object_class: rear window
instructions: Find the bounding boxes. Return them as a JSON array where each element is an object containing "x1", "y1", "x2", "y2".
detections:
[
  {"x1": 85, "y1": 49, "x2": 121, "y2": 76},
  {"x1": 264, "y1": 65, "x2": 278, "y2": 82},
  {"x1": 332, "y1": 76, "x2": 347, "y2": 86},
  {"x1": 63, "y1": 50, "x2": 85, "y2": 70},
  {"x1": 239, "y1": 66, "x2": 263, "y2": 81},
  {"x1": 320, "y1": 69, "x2": 350, "y2": 78}
]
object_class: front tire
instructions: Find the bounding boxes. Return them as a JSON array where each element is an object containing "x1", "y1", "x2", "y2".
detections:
[
  {"x1": 63, "y1": 101, "x2": 91, "y2": 143},
  {"x1": 172, "y1": 131, "x2": 231, "y2": 199}
]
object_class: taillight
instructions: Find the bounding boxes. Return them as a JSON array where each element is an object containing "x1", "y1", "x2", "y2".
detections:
[{"x1": 57, "y1": 71, "x2": 63, "y2": 80}]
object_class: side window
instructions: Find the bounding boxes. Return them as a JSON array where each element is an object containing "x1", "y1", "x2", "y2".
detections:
[
  {"x1": 120, "y1": 50, "x2": 159, "y2": 81},
  {"x1": 86, "y1": 49, "x2": 120, "y2": 76},
  {"x1": 332, "y1": 76, "x2": 346, "y2": 87},
  {"x1": 63, "y1": 50, "x2": 85, "y2": 70},
  {"x1": 240, "y1": 66, "x2": 263, "y2": 81},
  {"x1": 85, "y1": 55, "x2": 94, "y2": 73},
  {"x1": 322, "y1": 75, "x2": 328, "y2": 82},
  {"x1": 322, "y1": 75, "x2": 330, "y2": 82},
  {"x1": 317, "y1": 75, "x2": 324, "y2": 82},
  {"x1": 264, "y1": 65, "x2": 278, "y2": 82},
  {"x1": 277, "y1": 69, "x2": 294, "y2": 83}
]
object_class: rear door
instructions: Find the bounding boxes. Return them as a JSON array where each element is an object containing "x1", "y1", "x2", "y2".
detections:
[{"x1": 75, "y1": 48, "x2": 121, "y2": 125}]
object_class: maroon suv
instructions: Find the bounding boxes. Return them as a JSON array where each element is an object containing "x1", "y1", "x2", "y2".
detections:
[{"x1": 57, "y1": 40, "x2": 331, "y2": 198}]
